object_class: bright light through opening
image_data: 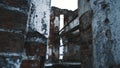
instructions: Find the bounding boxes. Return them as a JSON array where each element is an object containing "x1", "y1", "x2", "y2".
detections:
[
  {"x1": 59, "y1": 14, "x2": 64, "y2": 59},
  {"x1": 59, "y1": 45, "x2": 64, "y2": 59},
  {"x1": 60, "y1": 15, "x2": 64, "y2": 30},
  {"x1": 51, "y1": 0, "x2": 78, "y2": 11}
]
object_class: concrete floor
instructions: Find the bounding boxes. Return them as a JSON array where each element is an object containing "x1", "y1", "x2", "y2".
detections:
[
  {"x1": 45, "y1": 63, "x2": 81, "y2": 68},
  {"x1": 45, "y1": 64, "x2": 80, "y2": 68}
]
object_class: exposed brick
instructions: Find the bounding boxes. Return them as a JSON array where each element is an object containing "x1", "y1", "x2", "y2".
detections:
[
  {"x1": 24, "y1": 42, "x2": 46, "y2": 56},
  {"x1": 0, "y1": 32, "x2": 24, "y2": 53},
  {"x1": 0, "y1": 8, "x2": 27, "y2": 31},
  {"x1": 20, "y1": 60, "x2": 40, "y2": 68},
  {"x1": 0, "y1": 0, "x2": 29, "y2": 10}
]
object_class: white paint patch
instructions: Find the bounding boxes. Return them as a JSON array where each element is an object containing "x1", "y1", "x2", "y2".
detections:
[
  {"x1": 0, "y1": 53, "x2": 22, "y2": 56},
  {"x1": 0, "y1": 28, "x2": 22, "y2": 34},
  {"x1": 0, "y1": 3, "x2": 26, "y2": 14},
  {"x1": 26, "y1": 37, "x2": 46, "y2": 44},
  {"x1": 28, "y1": 0, "x2": 51, "y2": 38}
]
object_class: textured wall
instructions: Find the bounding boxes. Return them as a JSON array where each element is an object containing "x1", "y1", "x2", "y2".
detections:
[
  {"x1": 48, "y1": 7, "x2": 60, "y2": 62},
  {"x1": 27, "y1": 0, "x2": 51, "y2": 38},
  {"x1": 0, "y1": 0, "x2": 28, "y2": 68},
  {"x1": 78, "y1": 0, "x2": 120, "y2": 68},
  {"x1": 59, "y1": 9, "x2": 80, "y2": 62},
  {"x1": 90, "y1": 0, "x2": 120, "y2": 68},
  {"x1": 78, "y1": 0, "x2": 93, "y2": 68},
  {"x1": 78, "y1": 0, "x2": 91, "y2": 17},
  {"x1": 0, "y1": 0, "x2": 29, "y2": 68},
  {"x1": 23, "y1": 0, "x2": 51, "y2": 68},
  {"x1": 0, "y1": 0, "x2": 51, "y2": 68},
  {"x1": 63, "y1": 43, "x2": 80, "y2": 62},
  {"x1": 79, "y1": 10, "x2": 93, "y2": 68},
  {"x1": 20, "y1": 60, "x2": 40, "y2": 68}
]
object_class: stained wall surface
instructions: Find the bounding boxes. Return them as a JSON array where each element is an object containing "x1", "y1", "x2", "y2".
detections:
[
  {"x1": 0, "y1": 0, "x2": 51, "y2": 68},
  {"x1": 78, "y1": 0, "x2": 120, "y2": 68}
]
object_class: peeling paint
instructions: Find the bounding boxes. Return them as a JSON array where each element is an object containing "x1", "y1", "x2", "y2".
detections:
[{"x1": 27, "y1": 0, "x2": 51, "y2": 38}]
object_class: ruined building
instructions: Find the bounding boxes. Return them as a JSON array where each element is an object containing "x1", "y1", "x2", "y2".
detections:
[
  {"x1": 48, "y1": 7, "x2": 80, "y2": 63},
  {"x1": 0, "y1": 0, "x2": 120, "y2": 68}
]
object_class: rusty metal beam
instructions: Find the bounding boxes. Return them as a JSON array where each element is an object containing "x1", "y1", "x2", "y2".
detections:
[
  {"x1": 59, "y1": 15, "x2": 78, "y2": 33},
  {"x1": 61, "y1": 25, "x2": 80, "y2": 36}
]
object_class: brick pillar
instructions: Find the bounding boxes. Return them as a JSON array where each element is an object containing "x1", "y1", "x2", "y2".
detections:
[{"x1": 0, "y1": 0, "x2": 29, "y2": 68}]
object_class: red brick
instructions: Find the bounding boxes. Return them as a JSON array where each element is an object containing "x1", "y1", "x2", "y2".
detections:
[
  {"x1": 20, "y1": 60, "x2": 40, "y2": 68},
  {"x1": 0, "y1": 0, "x2": 29, "y2": 10},
  {"x1": 0, "y1": 8, "x2": 27, "y2": 30},
  {"x1": 24, "y1": 42, "x2": 46, "y2": 56},
  {"x1": 0, "y1": 32, "x2": 24, "y2": 52}
]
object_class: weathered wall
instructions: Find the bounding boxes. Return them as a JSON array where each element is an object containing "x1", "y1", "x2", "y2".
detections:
[
  {"x1": 20, "y1": 60, "x2": 41, "y2": 68},
  {"x1": 59, "y1": 9, "x2": 80, "y2": 62},
  {"x1": 64, "y1": 10, "x2": 75, "y2": 25},
  {"x1": 0, "y1": 0, "x2": 51, "y2": 68},
  {"x1": 23, "y1": 0, "x2": 51, "y2": 68},
  {"x1": 79, "y1": 10, "x2": 93, "y2": 68},
  {"x1": 27, "y1": 0, "x2": 50, "y2": 37},
  {"x1": 48, "y1": 7, "x2": 80, "y2": 62},
  {"x1": 78, "y1": 0, "x2": 91, "y2": 17},
  {"x1": 62, "y1": 17, "x2": 80, "y2": 62},
  {"x1": 78, "y1": 0, "x2": 120, "y2": 68},
  {"x1": 48, "y1": 7, "x2": 60, "y2": 62},
  {"x1": 90, "y1": 0, "x2": 120, "y2": 68},
  {"x1": 78, "y1": 1, "x2": 93, "y2": 67},
  {"x1": 0, "y1": 0, "x2": 29, "y2": 68},
  {"x1": 63, "y1": 43, "x2": 80, "y2": 62}
]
